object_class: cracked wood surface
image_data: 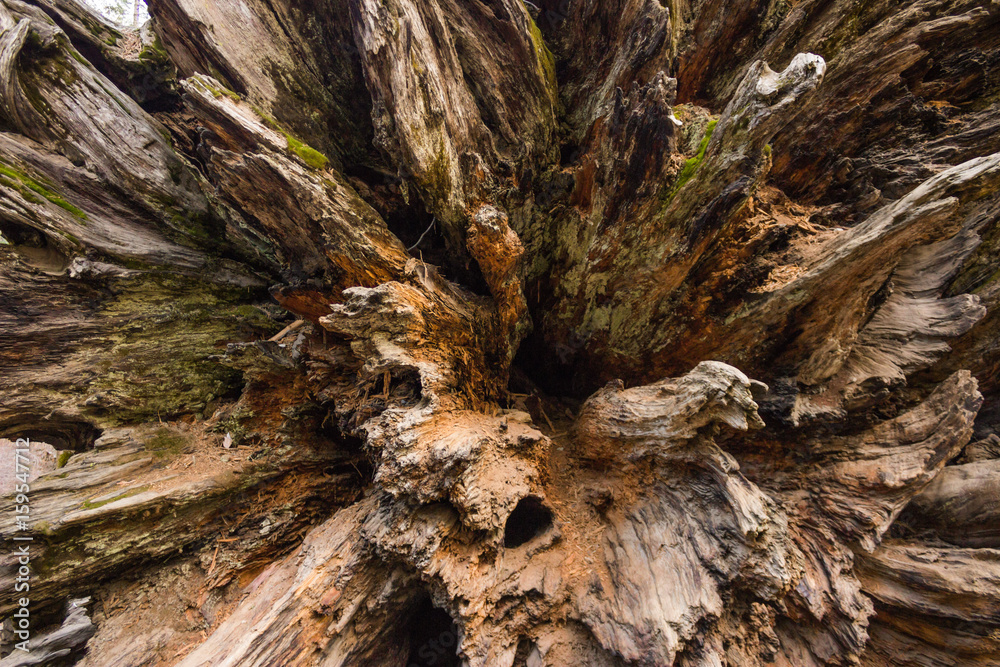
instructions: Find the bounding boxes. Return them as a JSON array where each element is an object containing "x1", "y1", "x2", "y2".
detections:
[{"x1": 0, "y1": 0, "x2": 999, "y2": 665}]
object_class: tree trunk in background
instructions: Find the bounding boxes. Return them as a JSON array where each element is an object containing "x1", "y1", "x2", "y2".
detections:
[{"x1": 1, "y1": 0, "x2": 999, "y2": 665}]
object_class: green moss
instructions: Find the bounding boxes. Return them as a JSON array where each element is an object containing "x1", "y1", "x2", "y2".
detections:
[
  {"x1": 82, "y1": 275, "x2": 274, "y2": 425},
  {"x1": 189, "y1": 74, "x2": 240, "y2": 102},
  {"x1": 167, "y1": 211, "x2": 210, "y2": 241},
  {"x1": 24, "y1": 180, "x2": 87, "y2": 219},
  {"x1": 146, "y1": 428, "x2": 189, "y2": 459},
  {"x1": 68, "y1": 48, "x2": 89, "y2": 66},
  {"x1": 257, "y1": 112, "x2": 276, "y2": 131},
  {"x1": 286, "y1": 135, "x2": 330, "y2": 170},
  {"x1": 0, "y1": 161, "x2": 88, "y2": 221},
  {"x1": 207, "y1": 82, "x2": 241, "y2": 102},
  {"x1": 81, "y1": 485, "x2": 150, "y2": 510},
  {"x1": 234, "y1": 305, "x2": 264, "y2": 318},
  {"x1": 250, "y1": 105, "x2": 330, "y2": 170},
  {"x1": 526, "y1": 11, "x2": 558, "y2": 97},
  {"x1": 138, "y1": 34, "x2": 169, "y2": 63},
  {"x1": 57, "y1": 451, "x2": 73, "y2": 468},
  {"x1": 44, "y1": 48, "x2": 81, "y2": 87},
  {"x1": 21, "y1": 79, "x2": 53, "y2": 120},
  {"x1": 667, "y1": 119, "x2": 717, "y2": 199},
  {"x1": 254, "y1": 107, "x2": 281, "y2": 133},
  {"x1": 1, "y1": 173, "x2": 44, "y2": 206},
  {"x1": 58, "y1": 230, "x2": 82, "y2": 245}
]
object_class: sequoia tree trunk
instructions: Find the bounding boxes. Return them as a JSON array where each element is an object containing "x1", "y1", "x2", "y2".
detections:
[{"x1": 1, "y1": 0, "x2": 999, "y2": 665}]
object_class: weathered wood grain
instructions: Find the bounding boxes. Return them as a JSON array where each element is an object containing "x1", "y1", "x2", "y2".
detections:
[{"x1": 0, "y1": 0, "x2": 998, "y2": 664}]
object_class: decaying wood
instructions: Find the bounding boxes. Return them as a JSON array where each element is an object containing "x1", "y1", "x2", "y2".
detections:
[
  {"x1": 857, "y1": 542, "x2": 1000, "y2": 667},
  {"x1": 1, "y1": 0, "x2": 999, "y2": 665},
  {"x1": 899, "y1": 459, "x2": 1000, "y2": 548},
  {"x1": 0, "y1": 597, "x2": 93, "y2": 666}
]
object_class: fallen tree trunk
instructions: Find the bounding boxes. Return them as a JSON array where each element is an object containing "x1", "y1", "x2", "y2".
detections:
[{"x1": 1, "y1": 0, "x2": 999, "y2": 665}]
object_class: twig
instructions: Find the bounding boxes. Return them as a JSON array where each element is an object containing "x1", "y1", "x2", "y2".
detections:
[
  {"x1": 269, "y1": 319, "x2": 305, "y2": 342},
  {"x1": 538, "y1": 403, "x2": 555, "y2": 432},
  {"x1": 407, "y1": 217, "x2": 436, "y2": 251},
  {"x1": 206, "y1": 544, "x2": 220, "y2": 577}
]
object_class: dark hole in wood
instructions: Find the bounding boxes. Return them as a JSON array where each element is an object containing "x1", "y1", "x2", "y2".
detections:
[
  {"x1": 0, "y1": 417, "x2": 101, "y2": 452},
  {"x1": 406, "y1": 598, "x2": 460, "y2": 667},
  {"x1": 504, "y1": 496, "x2": 553, "y2": 548},
  {"x1": 513, "y1": 637, "x2": 536, "y2": 666},
  {"x1": 0, "y1": 219, "x2": 48, "y2": 247}
]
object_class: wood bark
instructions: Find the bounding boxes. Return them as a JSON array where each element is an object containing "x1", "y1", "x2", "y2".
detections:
[{"x1": 0, "y1": 0, "x2": 999, "y2": 665}]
